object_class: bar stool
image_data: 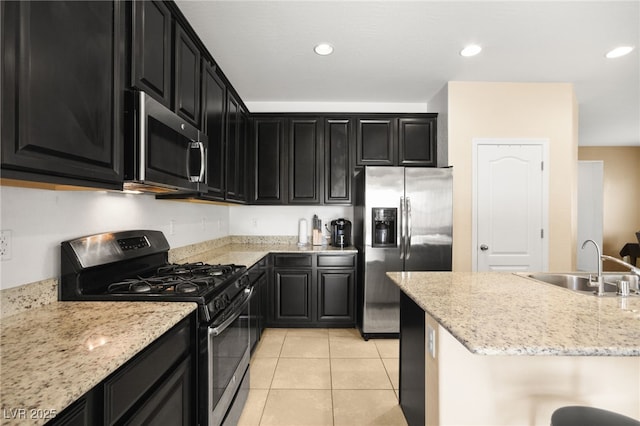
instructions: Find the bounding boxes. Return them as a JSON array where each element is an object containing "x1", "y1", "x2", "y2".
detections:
[{"x1": 551, "y1": 406, "x2": 640, "y2": 426}]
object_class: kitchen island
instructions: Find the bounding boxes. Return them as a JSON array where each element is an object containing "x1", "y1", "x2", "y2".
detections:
[{"x1": 387, "y1": 271, "x2": 640, "y2": 425}]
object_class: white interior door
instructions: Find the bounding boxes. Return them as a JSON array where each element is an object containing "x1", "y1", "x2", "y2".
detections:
[
  {"x1": 474, "y1": 141, "x2": 547, "y2": 272},
  {"x1": 577, "y1": 161, "x2": 604, "y2": 272}
]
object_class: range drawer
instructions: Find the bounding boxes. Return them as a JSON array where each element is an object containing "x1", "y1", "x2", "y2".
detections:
[
  {"x1": 104, "y1": 317, "x2": 191, "y2": 424},
  {"x1": 273, "y1": 254, "x2": 312, "y2": 268},
  {"x1": 317, "y1": 254, "x2": 356, "y2": 268}
]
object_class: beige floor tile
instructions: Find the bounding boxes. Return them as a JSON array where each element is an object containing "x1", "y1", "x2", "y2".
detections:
[
  {"x1": 250, "y1": 357, "x2": 278, "y2": 389},
  {"x1": 328, "y1": 327, "x2": 361, "y2": 338},
  {"x1": 271, "y1": 358, "x2": 331, "y2": 389},
  {"x1": 329, "y1": 336, "x2": 380, "y2": 358},
  {"x1": 253, "y1": 333, "x2": 285, "y2": 358},
  {"x1": 332, "y1": 389, "x2": 407, "y2": 426},
  {"x1": 331, "y1": 358, "x2": 393, "y2": 389},
  {"x1": 237, "y1": 389, "x2": 269, "y2": 426},
  {"x1": 261, "y1": 328, "x2": 288, "y2": 338},
  {"x1": 280, "y1": 336, "x2": 330, "y2": 358},
  {"x1": 382, "y1": 358, "x2": 399, "y2": 390},
  {"x1": 284, "y1": 328, "x2": 330, "y2": 337},
  {"x1": 374, "y1": 339, "x2": 400, "y2": 358},
  {"x1": 260, "y1": 389, "x2": 333, "y2": 426}
]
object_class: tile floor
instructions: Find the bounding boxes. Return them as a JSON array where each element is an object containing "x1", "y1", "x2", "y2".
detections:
[{"x1": 238, "y1": 328, "x2": 408, "y2": 426}]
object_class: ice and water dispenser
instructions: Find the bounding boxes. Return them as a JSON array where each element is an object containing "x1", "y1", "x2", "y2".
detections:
[{"x1": 372, "y1": 208, "x2": 397, "y2": 247}]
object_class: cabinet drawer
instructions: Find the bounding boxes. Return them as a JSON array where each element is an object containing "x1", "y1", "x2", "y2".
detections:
[
  {"x1": 104, "y1": 318, "x2": 191, "y2": 424},
  {"x1": 317, "y1": 254, "x2": 355, "y2": 268},
  {"x1": 273, "y1": 254, "x2": 312, "y2": 268}
]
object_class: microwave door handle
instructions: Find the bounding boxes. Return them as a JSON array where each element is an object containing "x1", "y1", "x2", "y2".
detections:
[{"x1": 188, "y1": 141, "x2": 206, "y2": 183}]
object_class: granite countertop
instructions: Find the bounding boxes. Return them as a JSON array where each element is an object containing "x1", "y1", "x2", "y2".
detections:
[
  {"x1": 0, "y1": 239, "x2": 357, "y2": 422},
  {"x1": 176, "y1": 242, "x2": 358, "y2": 266},
  {"x1": 0, "y1": 301, "x2": 196, "y2": 425},
  {"x1": 387, "y1": 271, "x2": 640, "y2": 356}
]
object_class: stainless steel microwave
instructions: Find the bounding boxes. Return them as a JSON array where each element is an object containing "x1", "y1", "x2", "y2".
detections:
[{"x1": 124, "y1": 90, "x2": 207, "y2": 193}]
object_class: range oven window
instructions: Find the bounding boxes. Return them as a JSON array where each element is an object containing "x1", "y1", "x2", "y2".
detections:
[{"x1": 208, "y1": 290, "x2": 251, "y2": 425}]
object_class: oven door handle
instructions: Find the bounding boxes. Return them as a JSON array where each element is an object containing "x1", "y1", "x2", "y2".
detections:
[{"x1": 208, "y1": 287, "x2": 253, "y2": 337}]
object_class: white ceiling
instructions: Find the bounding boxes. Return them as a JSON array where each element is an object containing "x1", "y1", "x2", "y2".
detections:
[{"x1": 174, "y1": 1, "x2": 640, "y2": 147}]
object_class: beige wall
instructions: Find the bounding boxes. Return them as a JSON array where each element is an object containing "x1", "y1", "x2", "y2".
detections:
[
  {"x1": 578, "y1": 147, "x2": 640, "y2": 269},
  {"x1": 447, "y1": 82, "x2": 578, "y2": 272}
]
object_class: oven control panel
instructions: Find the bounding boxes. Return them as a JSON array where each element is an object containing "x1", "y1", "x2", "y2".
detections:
[{"x1": 117, "y1": 236, "x2": 150, "y2": 251}]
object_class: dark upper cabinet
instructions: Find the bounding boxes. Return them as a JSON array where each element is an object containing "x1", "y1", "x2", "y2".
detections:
[
  {"x1": 356, "y1": 115, "x2": 438, "y2": 167},
  {"x1": 356, "y1": 118, "x2": 396, "y2": 166},
  {"x1": 324, "y1": 119, "x2": 353, "y2": 204},
  {"x1": 131, "y1": 0, "x2": 172, "y2": 108},
  {"x1": 1, "y1": 0, "x2": 124, "y2": 189},
  {"x1": 173, "y1": 22, "x2": 201, "y2": 128},
  {"x1": 225, "y1": 94, "x2": 247, "y2": 202},
  {"x1": 201, "y1": 62, "x2": 226, "y2": 200},
  {"x1": 252, "y1": 118, "x2": 287, "y2": 204},
  {"x1": 398, "y1": 117, "x2": 437, "y2": 166},
  {"x1": 288, "y1": 118, "x2": 323, "y2": 204}
]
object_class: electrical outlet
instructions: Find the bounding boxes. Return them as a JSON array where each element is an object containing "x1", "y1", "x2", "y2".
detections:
[
  {"x1": 169, "y1": 220, "x2": 176, "y2": 235},
  {"x1": 0, "y1": 230, "x2": 12, "y2": 261},
  {"x1": 251, "y1": 218, "x2": 258, "y2": 228},
  {"x1": 427, "y1": 324, "x2": 436, "y2": 359}
]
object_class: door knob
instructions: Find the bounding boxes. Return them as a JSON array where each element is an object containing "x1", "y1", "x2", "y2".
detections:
[{"x1": 480, "y1": 244, "x2": 489, "y2": 251}]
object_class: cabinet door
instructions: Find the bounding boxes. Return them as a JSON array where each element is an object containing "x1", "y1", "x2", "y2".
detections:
[
  {"x1": 398, "y1": 117, "x2": 437, "y2": 166},
  {"x1": 201, "y1": 63, "x2": 226, "y2": 199},
  {"x1": 252, "y1": 118, "x2": 286, "y2": 204},
  {"x1": 225, "y1": 94, "x2": 239, "y2": 200},
  {"x1": 1, "y1": 1, "x2": 124, "y2": 188},
  {"x1": 125, "y1": 357, "x2": 193, "y2": 426},
  {"x1": 131, "y1": 0, "x2": 172, "y2": 108},
  {"x1": 174, "y1": 22, "x2": 201, "y2": 128},
  {"x1": 317, "y1": 269, "x2": 355, "y2": 323},
  {"x1": 324, "y1": 119, "x2": 353, "y2": 204},
  {"x1": 288, "y1": 118, "x2": 322, "y2": 204},
  {"x1": 273, "y1": 269, "x2": 313, "y2": 322},
  {"x1": 356, "y1": 118, "x2": 396, "y2": 166},
  {"x1": 236, "y1": 108, "x2": 248, "y2": 202}
]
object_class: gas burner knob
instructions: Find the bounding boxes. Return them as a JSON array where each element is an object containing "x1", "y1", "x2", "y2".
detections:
[
  {"x1": 223, "y1": 294, "x2": 231, "y2": 304},
  {"x1": 214, "y1": 298, "x2": 224, "y2": 310}
]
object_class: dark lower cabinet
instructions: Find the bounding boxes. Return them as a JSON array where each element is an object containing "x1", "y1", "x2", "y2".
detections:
[
  {"x1": 1, "y1": 0, "x2": 124, "y2": 189},
  {"x1": 47, "y1": 315, "x2": 195, "y2": 426},
  {"x1": 268, "y1": 253, "x2": 356, "y2": 327},
  {"x1": 273, "y1": 269, "x2": 313, "y2": 323},
  {"x1": 317, "y1": 269, "x2": 355, "y2": 323},
  {"x1": 399, "y1": 291, "x2": 426, "y2": 426}
]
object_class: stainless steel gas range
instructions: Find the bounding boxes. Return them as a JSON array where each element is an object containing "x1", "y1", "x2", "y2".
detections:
[{"x1": 59, "y1": 230, "x2": 251, "y2": 426}]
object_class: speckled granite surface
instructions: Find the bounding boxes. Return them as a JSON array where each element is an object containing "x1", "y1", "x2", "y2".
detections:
[
  {"x1": 172, "y1": 241, "x2": 357, "y2": 266},
  {"x1": 0, "y1": 301, "x2": 196, "y2": 425},
  {"x1": 0, "y1": 278, "x2": 58, "y2": 319},
  {"x1": 387, "y1": 271, "x2": 640, "y2": 356}
]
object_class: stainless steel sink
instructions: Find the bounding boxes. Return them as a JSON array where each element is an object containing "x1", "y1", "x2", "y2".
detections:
[{"x1": 524, "y1": 273, "x2": 638, "y2": 296}]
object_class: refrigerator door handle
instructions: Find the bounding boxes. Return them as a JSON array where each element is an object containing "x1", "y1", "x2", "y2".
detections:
[
  {"x1": 406, "y1": 197, "x2": 412, "y2": 259},
  {"x1": 399, "y1": 196, "x2": 405, "y2": 259}
]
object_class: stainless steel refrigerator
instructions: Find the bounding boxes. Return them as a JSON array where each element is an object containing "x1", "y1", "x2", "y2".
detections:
[{"x1": 354, "y1": 166, "x2": 453, "y2": 338}]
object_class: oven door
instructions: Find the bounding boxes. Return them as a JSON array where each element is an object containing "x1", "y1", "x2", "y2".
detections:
[{"x1": 207, "y1": 287, "x2": 252, "y2": 426}]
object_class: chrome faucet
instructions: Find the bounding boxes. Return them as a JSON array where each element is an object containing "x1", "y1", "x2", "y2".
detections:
[
  {"x1": 601, "y1": 255, "x2": 640, "y2": 276},
  {"x1": 581, "y1": 239, "x2": 606, "y2": 296}
]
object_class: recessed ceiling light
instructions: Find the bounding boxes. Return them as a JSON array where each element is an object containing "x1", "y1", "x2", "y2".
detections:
[
  {"x1": 605, "y1": 46, "x2": 634, "y2": 59},
  {"x1": 314, "y1": 43, "x2": 334, "y2": 56},
  {"x1": 460, "y1": 44, "x2": 482, "y2": 57}
]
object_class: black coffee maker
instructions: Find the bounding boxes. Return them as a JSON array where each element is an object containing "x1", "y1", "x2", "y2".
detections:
[{"x1": 330, "y1": 218, "x2": 352, "y2": 247}]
